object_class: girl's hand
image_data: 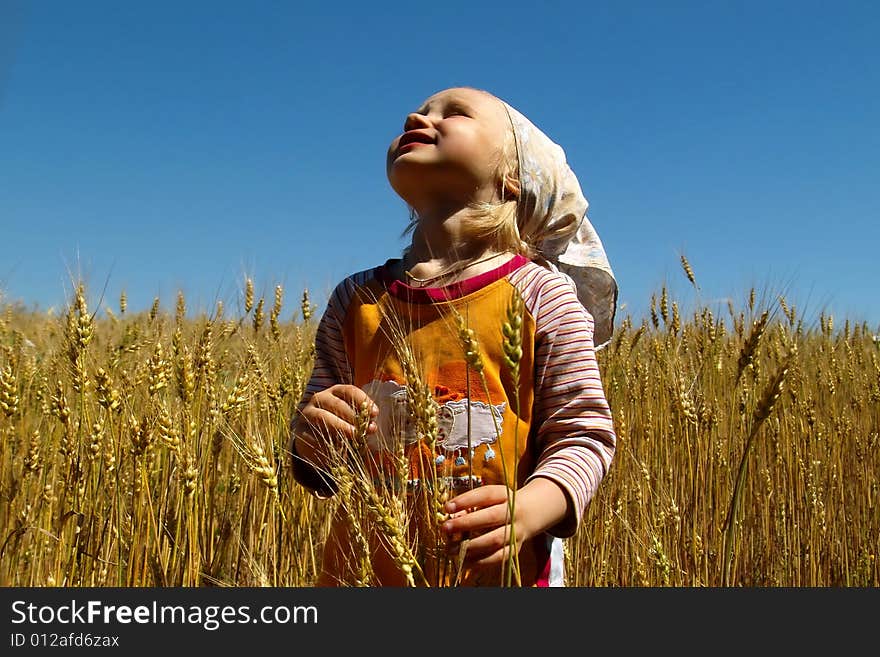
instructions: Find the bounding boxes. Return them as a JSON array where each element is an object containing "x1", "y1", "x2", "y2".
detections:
[
  {"x1": 441, "y1": 478, "x2": 570, "y2": 569},
  {"x1": 291, "y1": 384, "x2": 378, "y2": 466}
]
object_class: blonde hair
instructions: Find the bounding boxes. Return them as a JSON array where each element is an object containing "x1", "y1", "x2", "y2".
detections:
[{"x1": 401, "y1": 87, "x2": 533, "y2": 259}]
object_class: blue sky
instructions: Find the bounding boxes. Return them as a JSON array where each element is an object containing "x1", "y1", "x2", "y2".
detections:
[{"x1": 1, "y1": 1, "x2": 878, "y2": 328}]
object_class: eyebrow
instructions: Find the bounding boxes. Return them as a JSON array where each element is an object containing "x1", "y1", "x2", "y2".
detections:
[{"x1": 415, "y1": 96, "x2": 474, "y2": 114}]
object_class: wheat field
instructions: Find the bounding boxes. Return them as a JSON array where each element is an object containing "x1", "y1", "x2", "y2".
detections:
[{"x1": 0, "y1": 267, "x2": 877, "y2": 587}]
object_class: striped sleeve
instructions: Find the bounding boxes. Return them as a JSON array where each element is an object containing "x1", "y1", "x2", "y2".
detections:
[
  {"x1": 297, "y1": 275, "x2": 362, "y2": 409},
  {"x1": 290, "y1": 273, "x2": 364, "y2": 494},
  {"x1": 510, "y1": 264, "x2": 617, "y2": 538}
]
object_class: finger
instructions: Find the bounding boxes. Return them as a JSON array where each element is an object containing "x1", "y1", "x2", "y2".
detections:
[
  {"x1": 458, "y1": 527, "x2": 511, "y2": 565},
  {"x1": 445, "y1": 485, "x2": 511, "y2": 514},
  {"x1": 468, "y1": 545, "x2": 511, "y2": 569},
  {"x1": 310, "y1": 392, "x2": 363, "y2": 427},
  {"x1": 442, "y1": 503, "x2": 508, "y2": 536},
  {"x1": 441, "y1": 507, "x2": 477, "y2": 550},
  {"x1": 302, "y1": 396, "x2": 380, "y2": 439},
  {"x1": 330, "y1": 385, "x2": 379, "y2": 417},
  {"x1": 301, "y1": 408, "x2": 360, "y2": 440}
]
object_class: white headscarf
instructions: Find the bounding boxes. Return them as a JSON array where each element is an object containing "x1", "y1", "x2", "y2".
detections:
[{"x1": 499, "y1": 100, "x2": 618, "y2": 348}]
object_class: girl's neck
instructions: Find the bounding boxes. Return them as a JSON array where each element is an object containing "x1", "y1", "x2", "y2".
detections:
[
  {"x1": 401, "y1": 199, "x2": 513, "y2": 285},
  {"x1": 409, "y1": 199, "x2": 499, "y2": 256},
  {"x1": 407, "y1": 217, "x2": 489, "y2": 265},
  {"x1": 403, "y1": 227, "x2": 509, "y2": 289},
  {"x1": 401, "y1": 250, "x2": 510, "y2": 288}
]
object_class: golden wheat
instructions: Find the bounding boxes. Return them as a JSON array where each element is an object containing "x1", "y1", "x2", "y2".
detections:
[{"x1": 0, "y1": 274, "x2": 876, "y2": 587}]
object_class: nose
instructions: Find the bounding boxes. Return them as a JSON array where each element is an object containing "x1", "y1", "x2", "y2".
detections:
[{"x1": 403, "y1": 112, "x2": 432, "y2": 131}]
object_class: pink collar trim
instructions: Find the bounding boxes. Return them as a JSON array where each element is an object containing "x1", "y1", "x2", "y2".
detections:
[{"x1": 380, "y1": 254, "x2": 528, "y2": 303}]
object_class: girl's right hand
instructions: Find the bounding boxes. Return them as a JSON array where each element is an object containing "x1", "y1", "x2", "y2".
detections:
[
  {"x1": 293, "y1": 384, "x2": 379, "y2": 451},
  {"x1": 289, "y1": 385, "x2": 379, "y2": 496}
]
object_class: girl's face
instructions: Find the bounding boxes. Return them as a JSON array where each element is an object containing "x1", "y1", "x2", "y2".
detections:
[{"x1": 386, "y1": 87, "x2": 513, "y2": 210}]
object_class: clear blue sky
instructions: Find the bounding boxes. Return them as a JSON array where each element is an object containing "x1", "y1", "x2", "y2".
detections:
[{"x1": 2, "y1": 1, "x2": 878, "y2": 328}]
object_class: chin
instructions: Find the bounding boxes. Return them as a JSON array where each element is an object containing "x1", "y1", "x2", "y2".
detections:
[{"x1": 387, "y1": 165, "x2": 425, "y2": 197}]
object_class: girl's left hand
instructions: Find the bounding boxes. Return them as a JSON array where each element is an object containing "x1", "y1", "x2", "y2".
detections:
[{"x1": 441, "y1": 482, "x2": 562, "y2": 568}]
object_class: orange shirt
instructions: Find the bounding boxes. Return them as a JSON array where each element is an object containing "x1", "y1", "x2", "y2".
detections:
[{"x1": 293, "y1": 255, "x2": 616, "y2": 586}]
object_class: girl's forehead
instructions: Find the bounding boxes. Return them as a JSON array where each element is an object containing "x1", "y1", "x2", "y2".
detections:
[{"x1": 417, "y1": 87, "x2": 498, "y2": 112}]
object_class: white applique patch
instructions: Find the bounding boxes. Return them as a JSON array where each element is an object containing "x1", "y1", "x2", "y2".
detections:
[
  {"x1": 435, "y1": 398, "x2": 505, "y2": 452},
  {"x1": 362, "y1": 380, "x2": 505, "y2": 455}
]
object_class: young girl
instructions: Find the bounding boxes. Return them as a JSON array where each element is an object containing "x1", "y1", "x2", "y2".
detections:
[{"x1": 289, "y1": 86, "x2": 617, "y2": 587}]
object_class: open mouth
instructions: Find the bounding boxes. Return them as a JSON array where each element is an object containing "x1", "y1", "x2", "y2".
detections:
[
  {"x1": 397, "y1": 131, "x2": 434, "y2": 151},
  {"x1": 398, "y1": 141, "x2": 430, "y2": 152}
]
